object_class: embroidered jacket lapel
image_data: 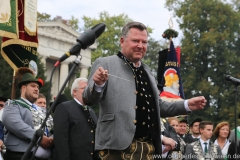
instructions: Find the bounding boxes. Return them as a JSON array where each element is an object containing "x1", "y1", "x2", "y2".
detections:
[
  {"x1": 192, "y1": 140, "x2": 204, "y2": 158},
  {"x1": 208, "y1": 141, "x2": 218, "y2": 157}
]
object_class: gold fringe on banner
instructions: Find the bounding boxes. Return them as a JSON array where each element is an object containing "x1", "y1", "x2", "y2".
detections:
[
  {"x1": 2, "y1": 38, "x2": 38, "y2": 48},
  {"x1": 24, "y1": 26, "x2": 37, "y2": 36},
  {"x1": 1, "y1": 39, "x2": 39, "y2": 70},
  {"x1": 1, "y1": 49, "x2": 18, "y2": 71},
  {"x1": 0, "y1": 30, "x2": 18, "y2": 39}
]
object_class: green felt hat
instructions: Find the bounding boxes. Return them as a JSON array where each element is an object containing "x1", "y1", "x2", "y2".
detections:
[
  {"x1": 190, "y1": 118, "x2": 202, "y2": 127},
  {"x1": 177, "y1": 115, "x2": 188, "y2": 124},
  {"x1": 0, "y1": 97, "x2": 8, "y2": 102},
  {"x1": 16, "y1": 67, "x2": 43, "y2": 88}
]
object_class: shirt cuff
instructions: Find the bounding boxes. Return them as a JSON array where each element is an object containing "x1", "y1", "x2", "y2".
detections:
[
  {"x1": 184, "y1": 100, "x2": 191, "y2": 112},
  {"x1": 94, "y1": 83, "x2": 105, "y2": 92}
]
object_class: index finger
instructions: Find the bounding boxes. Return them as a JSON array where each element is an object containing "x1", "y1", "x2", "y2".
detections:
[
  {"x1": 99, "y1": 67, "x2": 108, "y2": 76},
  {"x1": 98, "y1": 67, "x2": 105, "y2": 73}
]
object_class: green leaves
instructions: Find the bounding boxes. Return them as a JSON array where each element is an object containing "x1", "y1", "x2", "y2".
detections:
[
  {"x1": 37, "y1": 12, "x2": 51, "y2": 22},
  {"x1": 165, "y1": 0, "x2": 240, "y2": 126},
  {"x1": 82, "y1": 12, "x2": 132, "y2": 63},
  {"x1": 162, "y1": 29, "x2": 179, "y2": 39}
]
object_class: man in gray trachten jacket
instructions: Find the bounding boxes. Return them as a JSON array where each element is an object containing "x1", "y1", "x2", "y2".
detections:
[
  {"x1": 83, "y1": 21, "x2": 207, "y2": 160},
  {"x1": 2, "y1": 67, "x2": 53, "y2": 160}
]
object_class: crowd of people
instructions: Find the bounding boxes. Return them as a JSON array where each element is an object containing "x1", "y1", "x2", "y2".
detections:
[{"x1": 0, "y1": 21, "x2": 238, "y2": 160}]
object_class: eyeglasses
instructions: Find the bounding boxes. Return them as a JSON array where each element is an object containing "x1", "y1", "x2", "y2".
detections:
[{"x1": 0, "y1": 104, "x2": 4, "y2": 107}]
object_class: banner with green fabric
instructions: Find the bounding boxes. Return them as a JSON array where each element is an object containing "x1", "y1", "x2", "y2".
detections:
[
  {"x1": 0, "y1": 0, "x2": 18, "y2": 38},
  {"x1": 1, "y1": 0, "x2": 38, "y2": 76}
]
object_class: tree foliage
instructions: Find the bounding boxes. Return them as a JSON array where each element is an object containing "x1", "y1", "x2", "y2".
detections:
[
  {"x1": 82, "y1": 11, "x2": 132, "y2": 63},
  {"x1": 67, "y1": 16, "x2": 81, "y2": 32},
  {"x1": 37, "y1": 12, "x2": 51, "y2": 22},
  {"x1": 38, "y1": 12, "x2": 81, "y2": 32},
  {"x1": 0, "y1": 37, "x2": 15, "y2": 99},
  {"x1": 165, "y1": 0, "x2": 240, "y2": 126},
  {"x1": 37, "y1": 55, "x2": 51, "y2": 101}
]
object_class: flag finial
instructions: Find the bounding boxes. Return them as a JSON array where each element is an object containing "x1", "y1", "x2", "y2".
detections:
[{"x1": 168, "y1": 16, "x2": 173, "y2": 29}]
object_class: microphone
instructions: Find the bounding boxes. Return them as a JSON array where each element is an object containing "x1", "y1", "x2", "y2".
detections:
[
  {"x1": 224, "y1": 74, "x2": 240, "y2": 85},
  {"x1": 55, "y1": 23, "x2": 106, "y2": 66}
]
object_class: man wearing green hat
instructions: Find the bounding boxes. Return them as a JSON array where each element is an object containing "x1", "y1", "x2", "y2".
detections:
[
  {"x1": 2, "y1": 67, "x2": 53, "y2": 160},
  {"x1": 177, "y1": 116, "x2": 188, "y2": 139},
  {"x1": 185, "y1": 118, "x2": 202, "y2": 144}
]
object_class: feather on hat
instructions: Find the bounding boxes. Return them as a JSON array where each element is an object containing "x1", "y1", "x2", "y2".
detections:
[{"x1": 16, "y1": 67, "x2": 43, "y2": 88}]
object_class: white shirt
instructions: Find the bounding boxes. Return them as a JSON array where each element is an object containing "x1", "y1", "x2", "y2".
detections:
[
  {"x1": 0, "y1": 109, "x2": 4, "y2": 121},
  {"x1": 192, "y1": 135, "x2": 201, "y2": 139},
  {"x1": 21, "y1": 97, "x2": 32, "y2": 106},
  {"x1": 214, "y1": 139, "x2": 231, "y2": 158},
  {"x1": 74, "y1": 98, "x2": 83, "y2": 105},
  {"x1": 199, "y1": 138, "x2": 210, "y2": 153}
]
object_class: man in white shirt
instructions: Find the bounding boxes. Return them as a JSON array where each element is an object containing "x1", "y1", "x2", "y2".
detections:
[{"x1": 185, "y1": 121, "x2": 223, "y2": 160}]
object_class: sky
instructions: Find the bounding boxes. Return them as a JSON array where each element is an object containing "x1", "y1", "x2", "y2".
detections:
[{"x1": 37, "y1": 0, "x2": 182, "y2": 45}]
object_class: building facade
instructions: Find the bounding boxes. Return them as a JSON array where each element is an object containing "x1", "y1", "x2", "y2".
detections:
[{"x1": 37, "y1": 21, "x2": 97, "y2": 98}]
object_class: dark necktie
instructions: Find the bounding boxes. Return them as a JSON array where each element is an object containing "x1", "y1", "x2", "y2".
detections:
[{"x1": 204, "y1": 142, "x2": 208, "y2": 154}]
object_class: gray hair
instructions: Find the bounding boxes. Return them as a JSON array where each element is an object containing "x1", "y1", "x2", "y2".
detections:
[
  {"x1": 121, "y1": 21, "x2": 148, "y2": 38},
  {"x1": 70, "y1": 77, "x2": 88, "y2": 98}
]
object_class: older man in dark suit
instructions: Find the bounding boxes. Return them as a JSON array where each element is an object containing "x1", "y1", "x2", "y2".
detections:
[{"x1": 54, "y1": 78, "x2": 98, "y2": 160}]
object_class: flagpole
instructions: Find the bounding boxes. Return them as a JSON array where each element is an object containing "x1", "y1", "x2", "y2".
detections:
[
  {"x1": 11, "y1": 70, "x2": 16, "y2": 99},
  {"x1": 168, "y1": 16, "x2": 173, "y2": 51}
]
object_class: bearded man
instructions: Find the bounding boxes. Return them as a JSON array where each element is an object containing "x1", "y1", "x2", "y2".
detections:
[{"x1": 2, "y1": 67, "x2": 53, "y2": 160}]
